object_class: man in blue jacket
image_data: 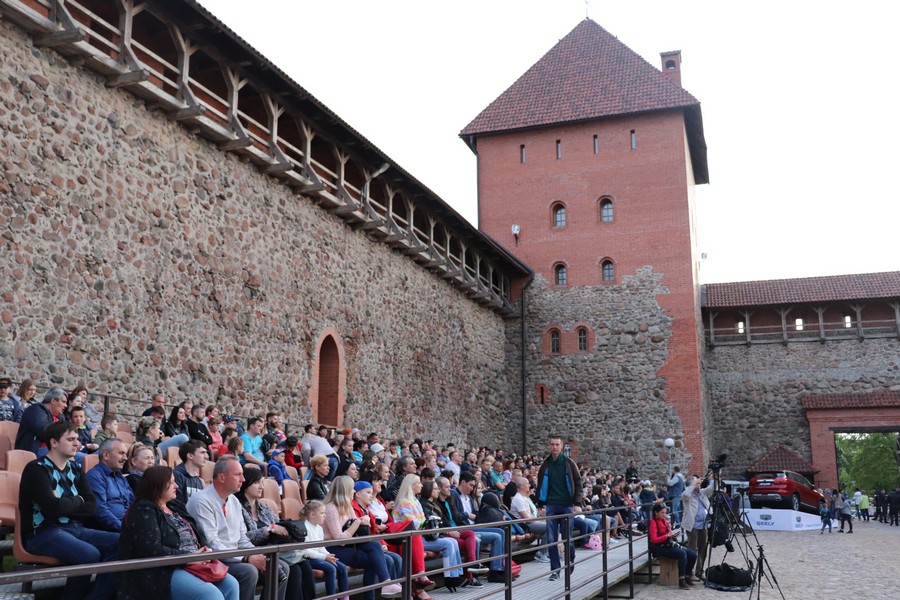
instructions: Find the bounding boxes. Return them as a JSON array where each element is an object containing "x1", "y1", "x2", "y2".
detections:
[
  {"x1": 85, "y1": 439, "x2": 134, "y2": 531},
  {"x1": 535, "y1": 435, "x2": 582, "y2": 582},
  {"x1": 15, "y1": 387, "x2": 66, "y2": 454}
]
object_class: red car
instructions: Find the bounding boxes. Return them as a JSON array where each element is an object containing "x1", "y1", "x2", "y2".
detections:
[{"x1": 748, "y1": 471, "x2": 825, "y2": 513}]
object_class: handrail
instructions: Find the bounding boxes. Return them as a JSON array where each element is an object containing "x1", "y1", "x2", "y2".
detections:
[{"x1": 0, "y1": 503, "x2": 659, "y2": 599}]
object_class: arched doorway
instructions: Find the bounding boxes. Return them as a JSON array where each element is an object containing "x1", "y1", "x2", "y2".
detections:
[
  {"x1": 311, "y1": 329, "x2": 345, "y2": 427},
  {"x1": 804, "y1": 392, "x2": 900, "y2": 490}
]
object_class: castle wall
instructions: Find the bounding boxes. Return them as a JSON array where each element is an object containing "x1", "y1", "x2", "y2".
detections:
[{"x1": 0, "y1": 19, "x2": 514, "y2": 447}]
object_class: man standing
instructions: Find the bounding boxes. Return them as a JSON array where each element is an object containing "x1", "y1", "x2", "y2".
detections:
[
  {"x1": 85, "y1": 438, "x2": 134, "y2": 531},
  {"x1": 667, "y1": 466, "x2": 686, "y2": 524},
  {"x1": 19, "y1": 422, "x2": 119, "y2": 600},
  {"x1": 535, "y1": 435, "x2": 582, "y2": 581},
  {"x1": 887, "y1": 487, "x2": 900, "y2": 526},
  {"x1": 188, "y1": 455, "x2": 285, "y2": 600},
  {"x1": 681, "y1": 474, "x2": 714, "y2": 581},
  {"x1": 16, "y1": 387, "x2": 67, "y2": 454},
  {"x1": 174, "y1": 439, "x2": 208, "y2": 506},
  {"x1": 625, "y1": 461, "x2": 639, "y2": 484}
]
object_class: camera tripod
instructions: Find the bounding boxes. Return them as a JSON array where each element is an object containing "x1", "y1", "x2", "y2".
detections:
[{"x1": 702, "y1": 476, "x2": 784, "y2": 599}]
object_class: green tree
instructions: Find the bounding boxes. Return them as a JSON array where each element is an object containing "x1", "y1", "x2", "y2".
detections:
[{"x1": 835, "y1": 433, "x2": 900, "y2": 492}]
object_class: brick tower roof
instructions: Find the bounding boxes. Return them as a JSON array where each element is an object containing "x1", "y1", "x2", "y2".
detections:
[{"x1": 459, "y1": 19, "x2": 708, "y2": 183}]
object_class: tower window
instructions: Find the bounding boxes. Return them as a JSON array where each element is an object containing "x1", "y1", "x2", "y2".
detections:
[
  {"x1": 600, "y1": 198, "x2": 613, "y2": 222},
  {"x1": 593, "y1": 134, "x2": 599, "y2": 155},
  {"x1": 556, "y1": 139, "x2": 562, "y2": 160},
  {"x1": 550, "y1": 330, "x2": 561, "y2": 354},
  {"x1": 552, "y1": 203, "x2": 566, "y2": 228},
  {"x1": 665, "y1": 59, "x2": 677, "y2": 69},
  {"x1": 520, "y1": 144, "x2": 526, "y2": 164},
  {"x1": 795, "y1": 318, "x2": 804, "y2": 331},
  {"x1": 577, "y1": 328, "x2": 588, "y2": 352},
  {"x1": 554, "y1": 264, "x2": 567, "y2": 286},
  {"x1": 630, "y1": 129, "x2": 637, "y2": 150},
  {"x1": 843, "y1": 315, "x2": 852, "y2": 328},
  {"x1": 737, "y1": 321, "x2": 745, "y2": 334},
  {"x1": 601, "y1": 260, "x2": 614, "y2": 282}
]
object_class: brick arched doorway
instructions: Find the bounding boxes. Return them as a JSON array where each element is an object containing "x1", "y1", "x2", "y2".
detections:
[
  {"x1": 310, "y1": 329, "x2": 345, "y2": 428},
  {"x1": 804, "y1": 392, "x2": 900, "y2": 490}
]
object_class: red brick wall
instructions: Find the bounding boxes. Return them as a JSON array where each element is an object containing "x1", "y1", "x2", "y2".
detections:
[{"x1": 477, "y1": 110, "x2": 707, "y2": 472}]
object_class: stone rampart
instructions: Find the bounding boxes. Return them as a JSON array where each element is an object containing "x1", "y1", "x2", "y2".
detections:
[
  {"x1": 704, "y1": 337, "x2": 900, "y2": 478},
  {"x1": 0, "y1": 20, "x2": 513, "y2": 447}
]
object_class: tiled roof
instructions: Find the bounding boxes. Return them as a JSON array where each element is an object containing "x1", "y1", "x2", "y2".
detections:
[
  {"x1": 748, "y1": 445, "x2": 816, "y2": 475},
  {"x1": 802, "y1": 391, "x2": 900, "y2": 410},
  {"x1": 459, "y1": 19, "x2": 700, "y2": 137},
  {"x1": 703, "y1": 271, "x2": 900, "y2": 308}
]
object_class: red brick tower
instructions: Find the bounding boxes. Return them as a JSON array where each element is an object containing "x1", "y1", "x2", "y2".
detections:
[{"x1": 461, "y1": 20, "x2": 710, "y2": 475}]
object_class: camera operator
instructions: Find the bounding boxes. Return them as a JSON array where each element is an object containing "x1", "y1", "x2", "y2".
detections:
[{"x1": 681, "y1": 472, "x2": 714, "y2": 581}]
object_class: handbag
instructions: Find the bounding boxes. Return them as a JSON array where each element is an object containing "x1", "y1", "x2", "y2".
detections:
[
  {"x1": 585, "y1": 533, "x2": 603, "y2": 551},
  {"x1": 184, "y1": 559, "x2": 229, "y2": 583},
  {"x1": 421, "y1": 515, "x2": 443, "y2": 542}
]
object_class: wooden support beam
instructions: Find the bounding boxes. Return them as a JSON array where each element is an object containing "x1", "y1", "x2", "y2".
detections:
[
  {"x1": 107, "y1": 68, "x2": 149, "y2": 88},
  {"x1": 34, "y1": 27, "x2": 85, "y2": 47},
  {"x1": 813, "y1": 306, "x2": 826, "y2": 341}
]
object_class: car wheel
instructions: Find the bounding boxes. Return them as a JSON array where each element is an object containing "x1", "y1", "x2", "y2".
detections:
[{"x1": 790, "y1": 494, "x2": 800, "y2": 512}]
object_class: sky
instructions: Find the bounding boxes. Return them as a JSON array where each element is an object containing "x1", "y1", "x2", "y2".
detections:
[{"x1": 198, "y1": 1, "x2": 900, "y2": 283}]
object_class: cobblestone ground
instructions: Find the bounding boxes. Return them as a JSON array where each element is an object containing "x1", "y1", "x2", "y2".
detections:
[{"x1": 632, "y1": 518, "x2": 900, "y2": 599}]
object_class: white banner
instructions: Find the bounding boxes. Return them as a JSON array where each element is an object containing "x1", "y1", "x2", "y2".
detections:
[{"x1": 742, "y1": 509, "x2": 827, "y2": 531}]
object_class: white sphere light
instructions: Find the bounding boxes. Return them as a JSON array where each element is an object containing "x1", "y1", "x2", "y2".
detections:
[{"x1": 664, "y1": 437, "x2": 675, "y2": 449}]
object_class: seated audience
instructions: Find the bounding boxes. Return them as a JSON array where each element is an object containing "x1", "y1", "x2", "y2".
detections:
[
  {"x1": 240, "y1": 416, "x2": 267, "y2": 469},
  {"x1": 126, "y1": 443, "x2": 156, "y2": 492},
  {"x1": 297, "y1": 500, "x2": 350, "y2": 600},
  {"x1": 307, "y1": 454, "x2": 331, "y2": 501},
  {"x1": 649, "y1": 503, "x2": 697, "y2": 589},
  {"x1": 16, "y1": 387, "x2": 67, "y2": 453},
  {"x1": 69, "y1": 405, "x2": 98, "y2": 453},
  {"x1": 164, "y1": 404, "x2": 190, "y2": 440},
  {"x1": 323, "y1": 475, "x2": 402, "y2": 600},
  {"x1": 0, "y1": 376, "x2": 22, "y2": 422},
  {"x1": 19, "y1": 421, "x2": 119, "y2": 600},
  {"x1": 94, "y1": 414, "x2": 120, "y2": 447},
  {"x1": 117, "y1": 465, "x2": 239, "y2": 600},
  {"x1": 187, "y1": 404, "x2": 214, "y2": 446}
]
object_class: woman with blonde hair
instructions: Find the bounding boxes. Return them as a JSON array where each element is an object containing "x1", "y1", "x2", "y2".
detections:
[
  {"x1": 323, "y1": 476, "x2": 401, "y2": 600},
  {"x1": 393, "y1": 474, "x2": 465, "y2": 592}
]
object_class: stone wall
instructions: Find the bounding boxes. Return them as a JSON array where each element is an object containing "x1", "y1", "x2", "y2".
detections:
[
  {"x1": 511, "y1": 267, "x2": 690, "y2": 480},
  {"x1": 0, "y1": 20, "x2": 514, "y2": 447},
  {"x1": 704, "y1": 337, "x2": 900, "y2": 479}
]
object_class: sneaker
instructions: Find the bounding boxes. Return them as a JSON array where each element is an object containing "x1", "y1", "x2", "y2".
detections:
[
  {"x1": 534, "y1": 553, "x2": 551, "y2": 563},
  {"x1": 381, "y1": 583, "x2": 403, "y2": 598},
  {"x1": 549, "y1": 572, "x2": 560, "y2": 582},
  {"x1": 469, "y1": 563, "x2": 490, "y2": 574},
  {"x1": 487, "y1": 571, "x2": 505, "y2": 584},
  {"x1": 462, "y1": 576, "x2": 484, "y2": 588}
]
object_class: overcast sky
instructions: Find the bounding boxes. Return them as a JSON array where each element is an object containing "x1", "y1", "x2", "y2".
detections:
[{"x1": 199, "y1": 1, "x2": 899, "y2": 283}]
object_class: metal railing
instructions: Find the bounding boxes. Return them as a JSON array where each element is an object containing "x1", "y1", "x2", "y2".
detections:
[{"x1": 0, "y1": 505, "x2": 659, "y2": 600}]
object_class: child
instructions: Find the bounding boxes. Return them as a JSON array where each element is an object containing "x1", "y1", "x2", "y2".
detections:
[
  {"x1": 283, "y1": 435, "x2": 303, "y2": 469},
  {"x1": 93, "y1": 414, "x2": 119, "y2": 447},
  {"x1": 69, "y1": 406, "x2": 98, "y2": 453},
  {"x1": 267, "y1": 448, "x2": 293, "y2": 493},
  {"x1": 820, "y1": 505, "x2": 832, "y2": 534},
  {"x1": 299, "y1": 500, "x2": 349, "y2": 600},
  {"x1": 222, "y1": 435, "x2": 243, "y2": 457}
]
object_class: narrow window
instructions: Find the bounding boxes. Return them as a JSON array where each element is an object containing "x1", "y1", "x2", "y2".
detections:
[
  {"x1": 556, "y1": 139, "x2": 562, "y2": 160},
  {"x1": 736, "y1": 321, "x2": 745, "y2": 334},
  {"x1": 552, "y1": 204, "x2": 566, "y2": 228},
  {"x1": 520, "y1": 144, "x2": 526, "y2": 164},
  {"x1": 600, "y1": 199, "x2": 613, "y2": 222},
  {"x1": 665, "y1": 59, "x2": 677, "y2": 69},
  {"x1": 601, "y1": 260, "x2": 614, "y2": 282},
  {"x1": 795, "y1": 318, "x2": 804, "y2": 331},
  {"x1": 550, "y1": 330, "x2": 561, "y2": 354},
  {"x1": 843, "y1": 315, "x2": 852, "y2": 328},
  {"x1": 577, "y1": 328, "x2": 588, "y2": 351},
  {"x1": 536, "y1": 384, "x2": 549, "y2": 404},
  {"x1": 593, "y1": 134, "x2": 599, "y2": 155},
  {"x1": 554, "y1": 264, "x2": 567, "y2": 286},
  {"x1": 630, "y1": 129, "x2": 637, "y2": 150}
]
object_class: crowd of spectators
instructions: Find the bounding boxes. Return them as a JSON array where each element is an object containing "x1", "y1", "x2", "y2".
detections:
[{"x1": 0, "y1": 377, "x2": 718, "y2": 599}]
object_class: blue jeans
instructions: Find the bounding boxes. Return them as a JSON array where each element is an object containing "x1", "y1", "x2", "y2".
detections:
[
  {"x1": 545, "y1": 504, "x2": 576, "y2": 572},
  {"x1": 326, "y1": 455, "x2": 339, "y2": 481},
  {"x1": 329, "y1": 541, "x2": 391, "y2": 600},
  {"x1": 172, "y1": 568, "x2": 239, "y2": 600},
  {"x1": 472, "y1": 528, "x2": 505, "y2": 571},
  {"x1": 25, "y1": 522, "x2": 119, "y2": 600},
  {"x1": 422, "y1": 537, "x2": 462, "y2": 577},
  {"x1": 307, "y1": 558, "x2": 349, "y2": 596},
  {"x1": 158, "y1": 433, "x2": 189, "y2": 460}
]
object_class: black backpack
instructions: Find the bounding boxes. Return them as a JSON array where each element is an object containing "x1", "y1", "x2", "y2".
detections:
[{"x1": 706, "y1": 563, "x2": 752, "y2": 588}]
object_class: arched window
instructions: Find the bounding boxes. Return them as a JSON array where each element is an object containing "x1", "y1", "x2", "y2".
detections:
[
  {"x1": 552, "y1": 203, "x2": 566, "y2": 228},
  {"x1": 577, "y1": 328, "x2": 588, "y2": 352},
  {"x1": 600, "y1": 198, "x2": 613, "y2": 222},
  {"x1": 550, "y1": 330, "x2": 561, "y2": 354},
  {"x1": 316, "y1": 335, "x2": 341, "y2": 426},
  {"x1": 665, "y1": 59, "x2": 677, "y2": 69},
  {"x1": 601, "y1": 259, "x2": 614, "y2": 282},
  {"x1": 554, "y1": 264, "x2": 567, "y2": 286}
]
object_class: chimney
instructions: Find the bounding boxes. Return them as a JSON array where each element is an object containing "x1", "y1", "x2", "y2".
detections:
[{"x1": 660, "y1": 50, "x2": 682, "y2": 87}]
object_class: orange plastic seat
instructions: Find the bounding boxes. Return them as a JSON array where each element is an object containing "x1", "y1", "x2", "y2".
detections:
[{"x1": 6, "y1": 450, "x2": 36, "y2": 474}]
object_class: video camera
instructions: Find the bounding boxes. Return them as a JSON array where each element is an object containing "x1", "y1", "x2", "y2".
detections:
[{"x1": 707, "y1": 453, "x2": 728, "y2": 474}]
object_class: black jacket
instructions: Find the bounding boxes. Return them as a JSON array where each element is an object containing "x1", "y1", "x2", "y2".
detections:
[
  {"x1": 15, "y1": 402, "x2": 53, "y2": 453},
  {"x1": 117, "y1": 499, "x2": 208, "y2": 600},
  {"x1": 307, "y1": 473, "x2": 329, "y2": 502},
  {"x1": 19, "y1": 456, "x2": 97, "y2": 544}
]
